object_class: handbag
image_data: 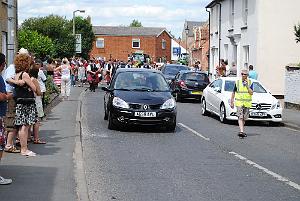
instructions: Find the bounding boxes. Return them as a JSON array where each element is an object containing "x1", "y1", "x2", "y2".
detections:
[{"x1": 14, "y1": 72, "x2": 35, "y2": 104}]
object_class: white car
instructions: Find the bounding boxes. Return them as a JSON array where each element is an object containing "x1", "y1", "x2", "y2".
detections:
[{"x1": 201, "y1": 77, "x2": 282, "y2": 124}]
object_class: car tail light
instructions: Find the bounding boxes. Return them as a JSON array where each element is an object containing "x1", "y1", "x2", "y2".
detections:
[{"x1": 179, "y1": 80, "x2": 187, "y2": 89}]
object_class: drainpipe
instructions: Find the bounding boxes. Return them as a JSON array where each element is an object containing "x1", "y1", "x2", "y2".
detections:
[
  {"x1": 216, "y1": 2, "x2": 222, "y2": 68},
  {"x1": 205, "y1": 7, "x2": 211, "y2": 77}
]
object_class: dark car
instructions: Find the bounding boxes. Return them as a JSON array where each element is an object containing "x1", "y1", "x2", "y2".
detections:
[
  {"x1": 102, "y1": 68, "x2": 177, "y2": 131},
  {"x1": 161, "y1": 64, "x2": 190, "y2": 83},
  {"x1": 172, "y1": 70, "x2": 209, "y2": 102}
]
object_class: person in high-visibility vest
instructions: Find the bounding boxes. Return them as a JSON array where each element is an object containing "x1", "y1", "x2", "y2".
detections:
[{"x1": 230, "y1": 69, "x2": 253, "y2": 138}]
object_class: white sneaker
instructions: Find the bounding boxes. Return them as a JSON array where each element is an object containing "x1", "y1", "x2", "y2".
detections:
[{"x1": 0, "y1": 176, "x2": 12, "y2": 185}]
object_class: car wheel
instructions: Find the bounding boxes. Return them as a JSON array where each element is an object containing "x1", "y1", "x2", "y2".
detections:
[
  {"x1": 201, "y1": 98, "x2": 208, "y2": 116},
  {"x1": 108, "y1": 111, "x2": 116, "y2": 130},
  {"x1": 175, "y1": 93, "x2": 181, "y2": 102},
  {"x1": 219, "y1": 103, "x2": 228, "y2": 123},
  {"x1": 166, "y1": 117, "x2": 176, "y2": 132},
  {"x1": 104, "y1": 103, "x2": 108, "y2": 120}
]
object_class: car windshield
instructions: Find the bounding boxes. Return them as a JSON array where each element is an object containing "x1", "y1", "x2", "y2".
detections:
[
  {"x1": 224, "y1": 80, "x2": 268, "y2": 93},
  {"x1": 113, "y1": 71, "x2": 170, "y2": 92},
  {"x1": 182, "y1": 72, "x2": 208, "y2": 82},
  {"x1": 164, "y1": 66, "x2": 188, "y2": 75}
]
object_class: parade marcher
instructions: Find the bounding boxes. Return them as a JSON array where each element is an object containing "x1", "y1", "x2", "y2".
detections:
[
  {"x1": 0, "y1": 52, "x2": 13, "y2": 185},
  {"x1": 230, "y1": 69, "x2": 253, "y2": 138},
  {"x1": 216, "y1": 59, "x2": 226, "y2": 77},
  {"x1": 87, "y1": 59, "x2": 100, "y2": 92},
  {"x1": 248, "y1": 65, "x2": 258, "y2": 80},
  {"x1": 55, "y1": 58, "x2": 72, "y2": 100},
  {"x1": 77, "y1": 62, "x2": 86, "y2": 87}
]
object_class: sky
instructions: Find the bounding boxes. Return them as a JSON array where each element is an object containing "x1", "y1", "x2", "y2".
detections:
[{"x1": 18, "y1": 0, "x2": 211, "y2": 38}]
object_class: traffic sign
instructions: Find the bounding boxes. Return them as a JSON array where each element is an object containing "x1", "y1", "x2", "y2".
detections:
[{"x1": 75, "y1": 34, "x2": 82, "y2": 53}]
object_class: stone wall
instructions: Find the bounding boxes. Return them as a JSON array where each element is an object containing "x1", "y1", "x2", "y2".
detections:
[{"x1": 285, "y1": 65, "x2": 300, "y2": 110}]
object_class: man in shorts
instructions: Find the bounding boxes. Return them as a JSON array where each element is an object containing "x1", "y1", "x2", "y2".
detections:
[{"x1": 230, "y1": 69, "x2": 253, "y2": 138}]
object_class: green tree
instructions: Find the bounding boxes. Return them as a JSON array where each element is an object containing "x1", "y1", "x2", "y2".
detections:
[
  {"x1": 69, "y1": 16, "x2": 95, "y2": 59},
  {"x1": 20, "y1": 15, "x2": 75, "y2": 58},
  {"x1": 294, "y1": 24, "x2": 300, "y2": 43},
  {"x1": 130, "y1": 19, "x2": 142, "y2": 27},
  {"x1": 18, "y1": 29, "x2": 55, "y2": 59}
]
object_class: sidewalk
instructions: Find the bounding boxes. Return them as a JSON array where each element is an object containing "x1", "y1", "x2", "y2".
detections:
[
  {"x1": 282, "y1": 108, "x2": 300, "y2": 130},
  {"x1": 0, "y1": 86, "x2": 85, "y2": 201}
]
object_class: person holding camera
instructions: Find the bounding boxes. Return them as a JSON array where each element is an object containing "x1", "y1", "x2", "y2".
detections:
[{"x1": 230, "y1": 69, "x2": 253, "y2": 138}]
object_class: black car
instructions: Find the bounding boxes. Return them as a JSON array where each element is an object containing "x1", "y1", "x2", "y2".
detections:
[
  {"x1": 102, "y1": 68, "x2": 177, "y2": 131},
  {"x1": 172, "y1": 70, "x2": 209, "y2": 102},
  {"x1": 161, "y1": 64, "x2": 190, "y2": 83}
]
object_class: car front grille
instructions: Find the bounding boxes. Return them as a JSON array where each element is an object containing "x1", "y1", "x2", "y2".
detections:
[
  {"x1": 251, "y1": 103, "x2": 272, "y2": 110},
  {"x1": 129, "y1": 103, "x2": 162, "y2": 110}
]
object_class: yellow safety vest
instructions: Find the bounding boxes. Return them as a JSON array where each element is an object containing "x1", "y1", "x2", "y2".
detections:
[{"x1": 235, "y1": 79, "x2": 252, "y2": 108}]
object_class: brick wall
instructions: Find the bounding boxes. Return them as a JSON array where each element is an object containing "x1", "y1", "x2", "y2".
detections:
[
  {"x1": 90, "y1": 31, "x2": 171, "y2": 62},
  {"x1": 285, "y1": 66, "x2": 300, "y2": 109}
]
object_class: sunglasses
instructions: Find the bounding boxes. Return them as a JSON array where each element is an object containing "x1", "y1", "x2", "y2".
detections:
[{"x1": 241, "y1": 73, "x2": 248, "y2": 76}]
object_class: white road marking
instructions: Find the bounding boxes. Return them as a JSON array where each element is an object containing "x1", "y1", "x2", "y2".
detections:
[
  {"x1": 229, "y1": 151, "x2": 300, "y2": 191},
  {"x1": 178, "y1": 123, "x2": 210, "y2": 141}
]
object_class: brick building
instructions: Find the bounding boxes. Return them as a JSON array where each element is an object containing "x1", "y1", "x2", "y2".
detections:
[
  {"x1": 90, "y1": 26, "x2": 172, "y2": 63},
  {"x1": 0, "y1": 0, "x2": 18, "y2": 65}
]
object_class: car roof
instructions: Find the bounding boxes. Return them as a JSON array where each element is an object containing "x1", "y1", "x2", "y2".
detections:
[
  {"x1": 179, "y1": 70, "x2": 207, "y2": 74},
  {"x1": 116, "y1": 68, "x2": 161, "y2": 74},
  {"x1": 214, "y1": 76, "x2": 259, "y2": 83},
  {"x1": 164, "y1": 64, "x2": 189, "y2": 67}
]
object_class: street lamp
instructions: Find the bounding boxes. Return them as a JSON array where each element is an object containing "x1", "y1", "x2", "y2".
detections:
[
  {"x1": 185, "y1": 24, "x2": 189, "y2": 65},
  {"x1": 73, "y1": 9, "x2": 85, "y2": 35}
]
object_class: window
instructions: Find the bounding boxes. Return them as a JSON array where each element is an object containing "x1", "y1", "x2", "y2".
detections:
[
  {"x1": 243, "y1": 45, "x2": 249, "y2": 69},
  {"x1": 224, "y1": 44, "x2": 228, "y2": 61},
  {"x1": 96, "y1": 38, "x2": 104, "y2": 48},
  {"x1": 132, "y1": 38, "x2": 140, "y2": 48},
  {"x1": 162, "y1": 39, "x2": 166, "y2": 49},
  {"x1": 243, "y1": 0, "x2": 248, "y2": 26},
  {"x1": 229, "y1": 0, "x2": 235, "y2": 28}
]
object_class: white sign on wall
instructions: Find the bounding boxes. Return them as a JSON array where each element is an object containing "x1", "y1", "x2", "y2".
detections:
[{"x1": 75, "y1": 34, "x2": 82, "y2": 53}]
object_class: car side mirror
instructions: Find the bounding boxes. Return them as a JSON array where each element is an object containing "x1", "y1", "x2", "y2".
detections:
[
  {"x1": 214, "y1": 87, "x2": 221, "y2": 93},
  {"x1": 101, "y1": 86, "x2": 111, "y2": 92}
]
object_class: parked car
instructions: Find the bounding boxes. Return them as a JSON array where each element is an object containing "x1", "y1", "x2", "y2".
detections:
[
  {"x1": 172, "y1": 70, "x2": 210, "y2": 102},
  {"x1": 102, "y1": 68, "x2": 177, "y2": 131},
  {"x1": 201, "y1": 77, "x2": 283, "y2": 124},
  {"x1": 161, "y1": 64, "x2": 190, "y2": 83}
]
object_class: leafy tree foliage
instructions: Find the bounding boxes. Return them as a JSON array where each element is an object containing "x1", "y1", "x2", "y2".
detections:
[
  {"x1": 294, "y1": 24, "x2": 300, "y2": 43},
  {"x1": 130, "y1": 19, "x2": 142, "y2": 27},
  {"x1": 19, "y1": 14, "x2": 95, "y2": 59},
  {"x1": 18, "y1": 29, "x2": 55, "y2": 59}
]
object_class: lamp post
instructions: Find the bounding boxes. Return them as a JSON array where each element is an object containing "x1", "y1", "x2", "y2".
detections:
[
  {"x1": 185, "y1": 24, "x2": 189, "y2": 65},
  {"x1": 73, "y1": 9, "x2": 85, "y2": 35}
]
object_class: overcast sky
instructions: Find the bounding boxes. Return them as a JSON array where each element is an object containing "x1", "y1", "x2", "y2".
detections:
[{"x1": 18, "y1": 0, "x2": 211, "y2": 38}]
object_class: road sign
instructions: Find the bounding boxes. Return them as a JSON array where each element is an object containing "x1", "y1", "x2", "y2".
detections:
[{"x1": 75, "y1": 34, "x2": 82, "y2": 53}]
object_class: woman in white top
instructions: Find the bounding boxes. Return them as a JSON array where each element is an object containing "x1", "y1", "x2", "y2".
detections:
[{"x1": 55, "y1": 58, "x2": 72, "y2": 100}]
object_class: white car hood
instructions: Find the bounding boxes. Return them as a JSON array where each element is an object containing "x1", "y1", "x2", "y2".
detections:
[{"x1": 252, "y1": 92, "x2": 277, "y2": 104}]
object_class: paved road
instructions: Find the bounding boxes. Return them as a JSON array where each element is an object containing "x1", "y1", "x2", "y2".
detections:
[{"x1": 81, "y1": 89, "x2": 300, "y2": 201}]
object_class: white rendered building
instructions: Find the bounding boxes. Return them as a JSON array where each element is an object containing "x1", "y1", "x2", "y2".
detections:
[{"x1": 206, "y1": 0, "x2": 300, "y2": 97}]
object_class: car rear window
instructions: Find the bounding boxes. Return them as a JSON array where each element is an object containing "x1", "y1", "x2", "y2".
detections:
[
  {"x1": 182, "y1": 72, "x2": 208, "y2": 82},
  {"x1": 164, "y1": 65, "x2": 189, "y2": 75}
]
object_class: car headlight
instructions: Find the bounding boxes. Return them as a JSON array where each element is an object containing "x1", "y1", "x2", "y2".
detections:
[
  {"x1": 271, "y1": 100, "x2": 281, "y2": 109},
  {"x1": 160, "y1": 98, "x2": 176, "y2": 109},
  {"x1": 112, "y1": 97, "x2": 129, "y2": 109}
]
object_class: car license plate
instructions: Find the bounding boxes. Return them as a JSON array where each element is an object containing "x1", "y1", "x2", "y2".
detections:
[
  {"x1": 191, "y1": 91, "x2": 202, "y2": 95},
  {"x1": 134, "y1": 112, "x2": 156, "y2": 117},
  {"x1": 250, "y1": 112, "x2": 267, "y2": 117}
]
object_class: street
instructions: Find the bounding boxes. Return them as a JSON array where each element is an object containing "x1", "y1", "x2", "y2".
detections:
[{"x1": 80, "y1": 88, "x2": 300, "y2": 201}]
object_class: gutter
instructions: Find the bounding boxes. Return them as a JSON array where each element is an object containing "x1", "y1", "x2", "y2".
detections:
[
  {"x1": 216, "y1": 2, "x2": 222, "y2": 69},
  {"x1": 205, "y1": 7, "x2": 211, "y2": 76}
]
